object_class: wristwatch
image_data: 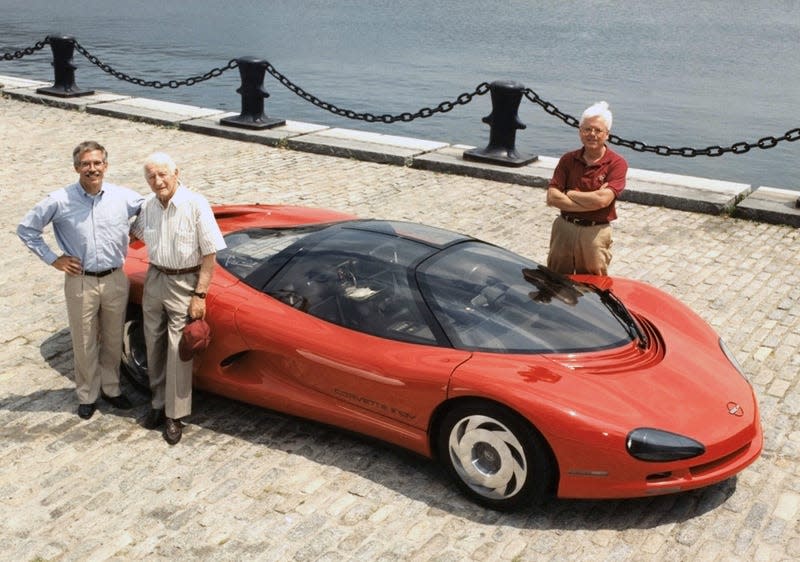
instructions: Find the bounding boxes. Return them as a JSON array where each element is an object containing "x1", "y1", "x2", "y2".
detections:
[{"x1": 193, "y1": 291, "x2": 207, "y2": 299}]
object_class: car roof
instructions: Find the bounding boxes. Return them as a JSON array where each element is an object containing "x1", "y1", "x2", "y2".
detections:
[{"x1": 342, "y1": 220, "x2": 473, "y2": 249}]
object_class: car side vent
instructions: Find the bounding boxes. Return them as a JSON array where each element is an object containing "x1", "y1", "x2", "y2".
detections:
[{"x1": 220, "y1": 350, "x2": 250, "y2": 368}]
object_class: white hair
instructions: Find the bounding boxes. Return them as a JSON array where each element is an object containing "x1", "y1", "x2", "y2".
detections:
[
  {"x1": 580, "y1": 101, "x2": 613, "y2": 130},
  {"x1": 143, "y1": 151, "x2": 178, "y2": 173}
]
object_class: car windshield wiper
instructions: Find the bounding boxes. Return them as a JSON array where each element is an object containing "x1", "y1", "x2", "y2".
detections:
[{"x1": 598, "y1": 289, "x2": 649, "y2": 349}]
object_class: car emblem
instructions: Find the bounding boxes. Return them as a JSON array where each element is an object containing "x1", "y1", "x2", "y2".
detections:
[{"x1": 727, "y1": 402, "x2": 744, "y2": 417}]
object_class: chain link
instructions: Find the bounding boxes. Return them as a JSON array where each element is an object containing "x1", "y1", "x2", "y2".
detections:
[
  {"x1": 524, "y1": 88, "x2": 800, "y2": 157},
  {"x1": 5, "y1": 37, "x2": 799, "y2": 157},
  {"x1": 264, "y1": 61, "x2": 491, "y2": 124},
  {"x1": 70, "y1": 39, "x2": 238, "y2": 89},
  {"x1": 0, "y1": 39, "x2": 50, "y2": 61}
]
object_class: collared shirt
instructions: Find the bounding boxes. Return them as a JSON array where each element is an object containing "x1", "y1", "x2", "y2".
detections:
[
  {"x1": 17, "y1": 182, "x2": 144, "y2": 271},
  {"x1": 548, "y1": 146, "x2": 628, "y2": 222},
  {"x1": 131, "y1": 183, "x2": 226, "y2": 269}
]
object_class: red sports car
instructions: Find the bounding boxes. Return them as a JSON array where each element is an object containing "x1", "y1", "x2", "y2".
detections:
[{"x1": 122, "y1": 204, "x2": 762, "y2": 510}]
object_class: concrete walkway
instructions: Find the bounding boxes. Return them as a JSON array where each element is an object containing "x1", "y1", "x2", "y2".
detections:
[{"x1": 0, "y1": 88, "x2": 798, "y2": 562}]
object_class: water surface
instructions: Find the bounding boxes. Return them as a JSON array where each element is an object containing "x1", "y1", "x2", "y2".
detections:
[{"x1": 2, "y1": 0, "x2": 798, "y2": 190}]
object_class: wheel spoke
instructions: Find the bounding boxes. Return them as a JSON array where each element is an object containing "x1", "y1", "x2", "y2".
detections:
[{"x1": 448, "y1": 414, "x2": 528, "y2": 500}]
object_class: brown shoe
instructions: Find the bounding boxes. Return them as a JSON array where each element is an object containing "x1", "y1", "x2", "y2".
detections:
[{"x1": 164, "y1": 417, "x2": 183, "y2": 445}]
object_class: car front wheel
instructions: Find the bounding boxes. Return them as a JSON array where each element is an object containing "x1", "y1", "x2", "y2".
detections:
[{"x1": 437, "y1": 401, "x2": 555, "y2": 510}]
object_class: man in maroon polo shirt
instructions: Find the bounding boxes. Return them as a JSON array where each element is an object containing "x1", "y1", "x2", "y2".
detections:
[{"x1": 545, "y1": 101, "x2": 627, "y2": 275}]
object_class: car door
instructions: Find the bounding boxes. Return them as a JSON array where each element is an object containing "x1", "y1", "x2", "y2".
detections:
[
  {"x1": 237, "y1": 226, "x2": 471, "y2": 431},
  {"x1": 233, "y1": 296, "x2": 470, "y2": 431}
]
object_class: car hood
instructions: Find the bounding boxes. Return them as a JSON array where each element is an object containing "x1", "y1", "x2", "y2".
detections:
[
  {"x1": 449, "y1": 283, "x2": 758, "y2": 448},
  {"x1": 451, "y1": 344, "x2": 757, "y2": 449}
]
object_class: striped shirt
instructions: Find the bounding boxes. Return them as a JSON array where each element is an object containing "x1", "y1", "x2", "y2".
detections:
[
  {"x1": 17, "y1": 182, "x2": 144, "y2": 270},
  {"x1": 131, "y1": 184, "x2": 225, "y2": 269}
]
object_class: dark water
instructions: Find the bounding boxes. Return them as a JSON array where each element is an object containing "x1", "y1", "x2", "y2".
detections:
[{"x1": 2, "y1": 0, "x2": 799, "y2": 191}]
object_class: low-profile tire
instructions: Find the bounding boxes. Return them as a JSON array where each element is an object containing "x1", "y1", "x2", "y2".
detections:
[
  {"x1": 121, "y1": 306, "x2": 149, "y2": 392},
  {"x1": 437, "y1": 401, "x2": 555, "y2": 511}
]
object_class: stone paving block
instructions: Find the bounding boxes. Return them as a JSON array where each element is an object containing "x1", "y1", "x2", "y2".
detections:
[
  {"x1": 0, "y1": 73, "x2": 50, "y2": 89},
  {"x1": 3, "y1": 86, "x2": 131, "y2": 110},
  {"x1": 285, "y1": 127, "x2": 448, "y2": 166},
  {"x1": 411, "y1": 145, "x2": 553, "y2": 187},
  {"x1": 734, "y1": 186, "x2": 800, "y2": 227},
  {"x1": 181, "y1": 115, "x2": 330, "y2": 147},
  {"x1": 86, "y1": 96, "x2": 227, "y2": 126},
  {"x1": 623, "y1": 168, "x2": 753, "y2": 215},
  {"x1": 1, "y1": 93, "x2": 799, "y2": 562}
]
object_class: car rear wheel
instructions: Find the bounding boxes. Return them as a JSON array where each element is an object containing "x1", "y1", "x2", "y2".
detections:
[
  {"x1": 121, "y1": 306, "x2": 149, "y2": 392},
  {"x1": 437, "y1": 401, "x2": 555, "y2": 510}
]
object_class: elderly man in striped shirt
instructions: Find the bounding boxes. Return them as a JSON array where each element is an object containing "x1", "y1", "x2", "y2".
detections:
[{"x1": 131, "y1": 152, "x2": 226, "y2": 445}]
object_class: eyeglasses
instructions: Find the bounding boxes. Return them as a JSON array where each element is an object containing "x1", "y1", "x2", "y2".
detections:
[
  {"x1": 78, "y1": 160, "x2": 106, "y2": 169},
  {"x1": 580, "y1": 126, "x2": 608, "y2": 136}
]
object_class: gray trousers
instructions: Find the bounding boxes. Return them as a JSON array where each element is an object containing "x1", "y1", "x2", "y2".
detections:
[
  {"x1": 142, "y1": 267, "x2": 196, "y2": 419},
  {"x1": 64, "y1": 269, "x2": 129, "y2": 404}
]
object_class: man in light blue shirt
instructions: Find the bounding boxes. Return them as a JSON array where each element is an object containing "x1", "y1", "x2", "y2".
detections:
[{"x1": 18, "y1": 141, "x2": 145, "y2": 420}]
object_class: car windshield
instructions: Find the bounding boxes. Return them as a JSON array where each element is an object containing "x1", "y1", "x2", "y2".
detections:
[
  {"x1": 264, "y1": 226, "x2": 442, "y2": 345},
  {"x1": 416, "y1": 241, "x2": 633, "y2": 353},
  {"x1": 218, "y1": 223, "x2": 635, "y2": 353},
  {"x1": 216, "y1": 225, "x2": 329, "y2": 287}
]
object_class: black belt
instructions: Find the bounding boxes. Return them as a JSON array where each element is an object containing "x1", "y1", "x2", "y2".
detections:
[
  {"x1": 561, "y1": 215, "x2": 609, "y2": 227},
  {"x1": 151, "y1": 264, "x2": 201, "y2": 275},
  {"x1": 83, "y1": 268, "x2": 118, "y2": 277}
]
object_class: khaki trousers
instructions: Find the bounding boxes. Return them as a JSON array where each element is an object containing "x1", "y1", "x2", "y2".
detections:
[
  {"x1": 547, "y1": 216, "x2": 613, "y2": 276},
  {"x1": 142, "y1": 267, "x2": 196, "y2": 419},
  {"x1": 64, "y1": 269, "x2": 129, "y2": 404}
]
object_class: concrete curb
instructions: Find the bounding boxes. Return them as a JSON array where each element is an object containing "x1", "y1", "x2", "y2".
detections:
[
  {"x1": 733, "y1": 186, "x2": 800, "y2": 226},
  {"x1": 2, "y1": 73, "x2": 798, "y2": 227}
]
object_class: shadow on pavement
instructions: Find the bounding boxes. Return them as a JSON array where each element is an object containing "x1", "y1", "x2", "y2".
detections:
[
  {"x1": 186, "y1": 390, "x2": 738, "y2": 530},
  {"x1": 6, "y1": 328, "x2": 735, "y2": 529}
]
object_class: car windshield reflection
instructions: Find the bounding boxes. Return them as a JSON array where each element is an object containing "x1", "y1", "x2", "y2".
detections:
[{"x1": 417, "y1": 242, "x2": 632, "y2": 353}]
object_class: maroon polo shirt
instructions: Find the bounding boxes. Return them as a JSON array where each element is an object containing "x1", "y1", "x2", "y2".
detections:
[{"x1": 548, "y1": 146, "x2": 628, "y2": 222}]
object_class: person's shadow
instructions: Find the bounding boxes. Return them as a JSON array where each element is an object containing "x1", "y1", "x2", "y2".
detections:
[{"x1": 32, "y1": 328, "x2": 149, "y2": 416}]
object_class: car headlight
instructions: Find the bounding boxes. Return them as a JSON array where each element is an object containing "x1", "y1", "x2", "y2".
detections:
[
  {"x1": 719, "y1": 338, "x2": 748, "y2": 381},
  {"x1": 627, "y1": 428, "x2": 705, "y2": 462}
]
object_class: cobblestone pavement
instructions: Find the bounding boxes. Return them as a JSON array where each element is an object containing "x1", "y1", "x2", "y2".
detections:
[{"x1": 1, "y1": 96, "x2": 798, "y2": 562}]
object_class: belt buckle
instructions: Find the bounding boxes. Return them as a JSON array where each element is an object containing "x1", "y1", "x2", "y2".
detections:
[{"x1": 564, "y1": 215, "x2": 600, "y2": 227}]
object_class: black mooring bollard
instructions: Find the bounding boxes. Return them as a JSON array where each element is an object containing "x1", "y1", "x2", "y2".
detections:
[
  {"x1": 36, "y1": 35, "x2": 94, "y2": 98},
  {"x1": 220, "y1": 57, "x2": 285, "y2": 130},
  {"x1": 463, "y1": 80, "x2": 537, "y2": 167}
]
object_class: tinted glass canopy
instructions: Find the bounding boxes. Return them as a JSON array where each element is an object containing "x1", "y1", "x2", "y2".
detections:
[{"x1": 217, "y1": 221, "x2": 634, "y2": 353}]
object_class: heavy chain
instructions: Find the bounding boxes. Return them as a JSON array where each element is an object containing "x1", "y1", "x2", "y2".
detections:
[
  {"x1": 71, "y1": 39, "x2": 238, "y2": 89},
  {"x1": 524, "y1": 88, "x2": 800, "y2": 157},
  {"x1": 610, "y1": 128, "x2": 800, "y2": 157},
  {"x1": 0, "y1": 39, "x2": 50, "y2": 61},
  {"x1": 264, "y1": 61, "x2": 491, "y2": 123},
  {"x1": 5, "y1": 37, "x2": 798, "y2": 156}
]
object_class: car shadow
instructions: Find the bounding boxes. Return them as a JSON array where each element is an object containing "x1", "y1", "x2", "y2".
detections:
[
  {"x1": 20, "y1": 329, "x2": 738, "y2": 528},
  {"x1": 186, "y1": 389, "x2": 737, "y2": 529}
]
